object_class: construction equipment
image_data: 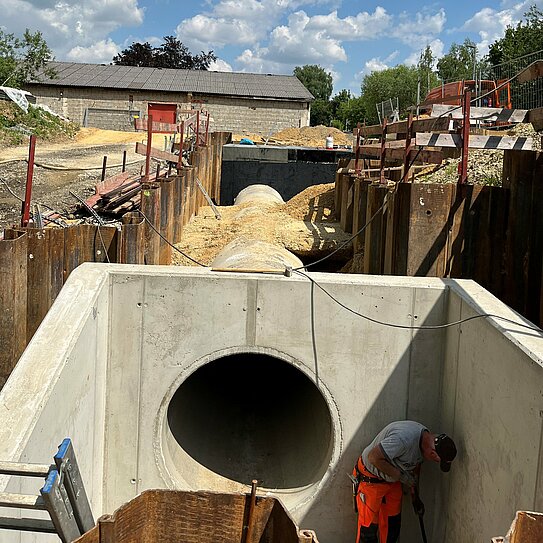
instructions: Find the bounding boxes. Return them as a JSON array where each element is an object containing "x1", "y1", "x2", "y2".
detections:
[{"x1": 0, "y1": 438, "x2": 94, "y2": 542}]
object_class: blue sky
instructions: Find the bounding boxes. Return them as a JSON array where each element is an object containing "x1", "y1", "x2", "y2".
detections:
[{"x1": 1, "y1": 0, "x2": 542, "y2": 94}]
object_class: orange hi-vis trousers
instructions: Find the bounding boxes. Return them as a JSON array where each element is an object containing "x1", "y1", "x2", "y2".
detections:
[{"x1": 353, "y1": 458, "x2": 402, "y2": 543}]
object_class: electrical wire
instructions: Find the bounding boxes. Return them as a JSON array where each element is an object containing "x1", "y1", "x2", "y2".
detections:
[
  {"x1": 137, "y1": 209, "x2": 207, "y2": 267},
  {"x1": 293, "y1": 269, "x2": 542, "y2": 332}
]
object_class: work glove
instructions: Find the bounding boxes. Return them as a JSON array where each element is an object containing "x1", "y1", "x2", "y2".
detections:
[
  {"x1": 399, "y1": 471, "x2": 416, "y2": 487},
  {"x1": 412, "y1": 495, "x2": 425, "y2": 517}
]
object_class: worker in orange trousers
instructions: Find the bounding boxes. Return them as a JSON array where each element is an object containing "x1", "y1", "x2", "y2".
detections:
[{"x1": 352, "y1": 420, "x2": 457, "y2": 543}]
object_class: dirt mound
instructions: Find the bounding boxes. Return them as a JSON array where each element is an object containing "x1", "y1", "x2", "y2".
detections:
[
  {"x1": 281, "y1": 183, "x2": 336, "y2": 222},
  {"x1": 272, "y1": 125, "x2": 352, "y2": 147}
]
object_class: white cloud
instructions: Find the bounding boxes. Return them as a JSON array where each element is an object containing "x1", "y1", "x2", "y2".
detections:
[
  {"x1": 208, "y1": 58, "x2": 233, "y2": 72},
  {"x1": 67, "y1": 39, "x2": 120, "y2": 63},
  {"x1": 404, "y1": 39, "x2": 444, "y2": 66},
  {"x1": 457, "y1": 1, "x2": 543, "y2": 55},
  {"x1": 392, "y1": 9, "x2": 446, "y2": 49},
  {"x1": 306, "y1": 7, "x2": 391, "y2": 40},
  {"x1": 0, "y1": 0, "x2": 144, "y2": 59}
]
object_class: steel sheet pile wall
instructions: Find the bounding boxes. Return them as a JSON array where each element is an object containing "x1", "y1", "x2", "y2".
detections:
[
  {"x1": 335, "y1": 149, "x2": 543, "y2": 326},
  {"x1": 0, "y1": 132, "x2": 230, "y2": 387}
]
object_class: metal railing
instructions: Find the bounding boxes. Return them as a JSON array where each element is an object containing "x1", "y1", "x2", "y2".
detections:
[{"x1": 485, "y1": 48, "x2": 543, "y2": 110}]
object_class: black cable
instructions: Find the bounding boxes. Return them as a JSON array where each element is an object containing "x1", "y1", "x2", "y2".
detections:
[
  {"x1": 137, "y1": 209, "x2": 207, "y2": 267},
  {"x1": 293, "y1": 269, "x2": 542, "y2": 332}
]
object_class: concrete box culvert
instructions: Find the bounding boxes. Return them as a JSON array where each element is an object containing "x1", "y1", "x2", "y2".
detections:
[
  {"x1": 0, "y1": 264, "x2": 542, "y2": 543},
  {"x1": 159, "y1": 349, "x2": 339, "y2": 509}
]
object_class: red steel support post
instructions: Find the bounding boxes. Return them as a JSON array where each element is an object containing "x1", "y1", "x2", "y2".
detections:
[
  {"x1": 177, "y1": 121, "x2": 185, "y2": 171},
  {"x1": 204, "y1": 112, "x2": 209, "y2": 145},
  {"x1": 144, "y1": 114, "x2": 153, "y2": 181},
  {"x1": 379, "y1": 118, "x2": 388, "y2": 184},
  {"x1": 458, "y1": 90, "x2": 471, "y2": 185},
  {"x1": 21, "y1": 134, "x2": 36, "y2": 227},
  {"x1": 101, "y1": 155, "x2": 108, "y2": 182},
  {"x1": 354, "y1": 122, "x2": 361, "y2": 174},
  {"x1": 402, "y1": 113, "x2": 413, "y2": 182}
]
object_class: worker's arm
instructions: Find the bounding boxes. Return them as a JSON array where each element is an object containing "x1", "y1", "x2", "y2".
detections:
[{"x1": 367, "y1": 444, "x2": 402, "y2": 481}]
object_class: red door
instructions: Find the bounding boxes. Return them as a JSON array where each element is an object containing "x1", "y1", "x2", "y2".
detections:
[{"x1": 148, "y1": 103, "x2": 176, "y2": 131}]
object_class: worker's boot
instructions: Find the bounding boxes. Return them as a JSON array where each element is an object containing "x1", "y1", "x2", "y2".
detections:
[
  {"x1": 358, "y1": 523, "x2": 378, "y2": 543},
  {"x1": 386, "y1": 514, "x2": 401, "y2": 543}
]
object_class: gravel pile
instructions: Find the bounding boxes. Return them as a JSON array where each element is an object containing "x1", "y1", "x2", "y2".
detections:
[{"x1": 417, "y1": 123, "x2": 542, "y2": 185}]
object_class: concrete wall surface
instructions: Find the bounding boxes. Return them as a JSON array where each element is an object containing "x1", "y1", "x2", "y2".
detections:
[
  {"x1": 0, "y1": 265, "x2": 541, "y2": 543},
  {"x1": 24, "y1": 85, "x2": 309, "y2": 134},
  {"x1": 437, "y1": 280, "x2": 543, "y2": 543}
]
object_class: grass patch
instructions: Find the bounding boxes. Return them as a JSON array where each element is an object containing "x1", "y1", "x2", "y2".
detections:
[{"x1": 0, "y1": 101, "x2": 79, "y2": 146}]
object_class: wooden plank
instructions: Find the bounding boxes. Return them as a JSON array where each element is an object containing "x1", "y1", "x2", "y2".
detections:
[
  {"x1": 528, "y1": 107, "x2": 543, "y2": 131},
  {"x1": 358, "y1": 144, "x2": 443, "y2": 164},
  {"x1": 355, "y1": 116, "x2": 451, "y2": 137},
  {"x1": 135, "y1": 142, "x2": 178, "y2": 163},
  {"x1": 0, "y1": 231, "x2": 27, "y2": 389},
  {"x1": 416, "y1": 132, "x2": 532, "y2": 150},
  {"x1": 430, "y1": 105, "x2": 528, "y2": 123}
]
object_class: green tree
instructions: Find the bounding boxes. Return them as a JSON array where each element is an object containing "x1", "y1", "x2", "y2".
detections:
[
  {"x1": 437, "y1": 38, "x2": 478, "y2": 82},
  {"x1": 113, "y1": 36, "x2": 216, "y2": 70},
  {"x1": 330, "y1": 89, "x2": 351, "y2": 127},
  {"x1": 417, "y1": 45, "x2": 440, "y2": 97},
  {"x1": 0, "y1": 29, "x2": 55, "y2": 88},
  {"x1": 487, "y1": 5, "x2": 543, "y2": 65},
  {"x1": 294, "y1": 65, "x2": 333, "y2": 101},
  {"x1": 309, "y1": 99, "x2": 332, "y2": 126},
  {"x1": 341, "y1": 96, "x2": 367, "y2": 130},
  {"x1": 112, "y1": 42, "x2": 155, "y2": 67},
  {"x1": 360, "y1": 65, "x2": 421, "y2": 124}
]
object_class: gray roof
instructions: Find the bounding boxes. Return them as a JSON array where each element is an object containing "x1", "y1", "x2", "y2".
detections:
[{"x1": 30, "y1": 62, "x2": 314, "y2": 101}]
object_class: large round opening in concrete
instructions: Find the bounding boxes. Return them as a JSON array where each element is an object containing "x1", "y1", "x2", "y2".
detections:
[{"x1": 166, "y1": 353, "x2": 333, "y2": 489}]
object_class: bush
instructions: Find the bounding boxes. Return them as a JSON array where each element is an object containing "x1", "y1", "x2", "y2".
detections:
[{"x1": 0, "y1": 102, "x2": 79, "y2": 146}]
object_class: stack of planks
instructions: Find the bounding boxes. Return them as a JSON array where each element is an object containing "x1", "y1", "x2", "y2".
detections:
[{"x1": 83, "y1": 171, "x2": 142, "y2": 215}]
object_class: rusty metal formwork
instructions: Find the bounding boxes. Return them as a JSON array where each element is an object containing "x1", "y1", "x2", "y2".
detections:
[
  {"x1": 75, "y1": 489, "x2": 318, "y2": 543},
  {"x1": 0, "y1": 132, "x2": 232, "y2": 388},
  {"x1": 334, "y1": 148, "x2": 543, "y2": 327}
]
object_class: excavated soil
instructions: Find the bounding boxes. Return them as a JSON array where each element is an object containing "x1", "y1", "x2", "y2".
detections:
[
  {"x1": 172, "y1": 183, "x2": 352, "y2": 268},
  {"x1": 233, "y1": 125, "x2": 352, "y2": 147}
]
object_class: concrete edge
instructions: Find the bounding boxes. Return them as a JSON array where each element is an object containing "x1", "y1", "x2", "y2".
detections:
[
  {"x1": 0, "y1": 263, "x2": 110, "y2": 470},
  {"x1": 446, "y1": 278, "x2": 543, "y2": 367}
]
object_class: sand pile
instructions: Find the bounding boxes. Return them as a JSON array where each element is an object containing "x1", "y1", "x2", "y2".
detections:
[
  {"x1": 172, "y1": 183, "x2": 350, "y2": 267},
  {"x1": 272, "y1": 125, "x2": 352, "y2": 147},
  {"x1": 232, "y1": 126, "x2": 352, "y2": 147}
]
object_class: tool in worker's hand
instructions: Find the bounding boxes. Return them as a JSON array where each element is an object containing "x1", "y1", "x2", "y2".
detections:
[{"x1": 418, "y1": 513, "x2": 428, "y2": 543}]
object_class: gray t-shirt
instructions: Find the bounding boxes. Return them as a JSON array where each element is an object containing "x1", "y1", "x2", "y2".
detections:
[{"x1": 361, "y1": 421, "x2": 427, "y2": 482}]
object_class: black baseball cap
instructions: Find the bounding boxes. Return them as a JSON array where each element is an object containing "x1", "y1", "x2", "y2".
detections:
[{"x1": 435, "y1": 434, "x2": 457, "y2": 472}]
